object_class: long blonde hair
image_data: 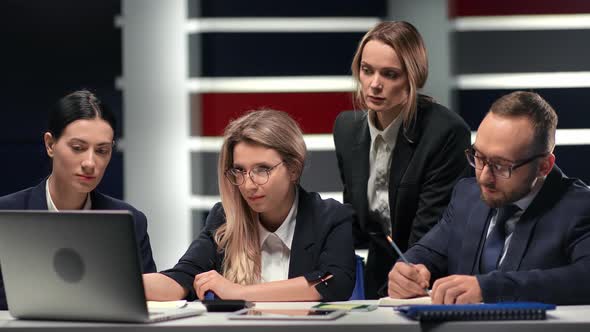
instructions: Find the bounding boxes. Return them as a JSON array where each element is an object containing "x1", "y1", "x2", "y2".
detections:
[
  {"x1": 351, "y1": 21, "x2": 430, "y2": 132},
  {"x1": 215, "y1": 109, "x2": 307, "y2": 285}
]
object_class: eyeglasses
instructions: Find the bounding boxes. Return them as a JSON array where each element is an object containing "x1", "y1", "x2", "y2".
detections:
[
  {"x1": 465, "y1": 147, "x2": 547, "y2": 179},
  {"x1": 225, "y1": 161, "x2": 284, "y2": 186}
]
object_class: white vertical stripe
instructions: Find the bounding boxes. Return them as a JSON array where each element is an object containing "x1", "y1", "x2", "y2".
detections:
[{"x1": 121, "y1": 0, "x2": 190, "y2": 269}]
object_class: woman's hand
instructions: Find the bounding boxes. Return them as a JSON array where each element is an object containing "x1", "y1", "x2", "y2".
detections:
[{"x1": 193, "y1": 270, "x2": 245, "y2": 300}]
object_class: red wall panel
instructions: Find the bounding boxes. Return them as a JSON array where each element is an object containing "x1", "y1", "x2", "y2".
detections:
[
  {"x1": 449, "y1": 0, "x2": 590, "y2": 17},
  {"x1": 194, "y1": 92, "x2": 354, "y2": 136}
]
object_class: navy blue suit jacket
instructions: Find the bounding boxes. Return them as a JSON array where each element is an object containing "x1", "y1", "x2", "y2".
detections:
[
  {"x1": 405, "y1": 166, "x2": 590, "y2": 304},
  {"x1": 0, "y1": 180, "x2": 157, "y2": 310},
  {"x1": 162, "y1": 187, "x2": 356, "y2": 302}
]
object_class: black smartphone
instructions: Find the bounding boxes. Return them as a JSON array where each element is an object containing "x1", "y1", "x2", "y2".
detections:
[{"x1": 201, "y1": 299, "x2": 254, "y2": 312}]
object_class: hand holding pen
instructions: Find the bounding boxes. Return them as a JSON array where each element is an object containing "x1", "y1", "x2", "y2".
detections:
[{"x1": 386, "y1": 235, "x2": 431, "y2": 297}]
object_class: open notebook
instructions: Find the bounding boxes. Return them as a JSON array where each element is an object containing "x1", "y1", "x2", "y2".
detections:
[{"x1": 378, "y1": 296, "x2": 432, "y2": 306}]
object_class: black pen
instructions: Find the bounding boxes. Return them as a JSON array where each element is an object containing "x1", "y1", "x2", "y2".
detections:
[{"x1": 386, "y1": 235, "x2": 430, "y2": 296}]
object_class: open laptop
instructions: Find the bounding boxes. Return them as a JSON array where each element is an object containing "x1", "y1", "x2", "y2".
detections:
[{"x1": 0, "y1": 210, "x2": 205, "y2": 323}]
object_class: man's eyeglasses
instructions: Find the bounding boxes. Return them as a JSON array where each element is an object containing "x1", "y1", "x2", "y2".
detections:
[
  {"x1": 225, "y1": 161, "x2": 284, "y2": 186},
  {"x1": 465, "y1": 147, "x2": 547, "y2": 179}
]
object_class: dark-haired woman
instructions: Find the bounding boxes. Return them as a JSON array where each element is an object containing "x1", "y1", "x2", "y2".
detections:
[{"x1": 0, "y1": 90, "x2": 157, "y2": 310}]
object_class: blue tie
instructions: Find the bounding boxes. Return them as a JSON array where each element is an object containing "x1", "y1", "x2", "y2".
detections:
[{"x1": 480, "y1": 204, "x2": 520, "y2": 273}]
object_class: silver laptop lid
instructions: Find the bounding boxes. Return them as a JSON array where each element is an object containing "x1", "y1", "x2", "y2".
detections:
[{"x1": 0, "y1": 210, "x2": 150, "y2": 323}]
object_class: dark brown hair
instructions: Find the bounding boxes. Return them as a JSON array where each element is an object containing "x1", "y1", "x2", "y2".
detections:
[{"x1": 489, "y1": 91, "x2": 558, "y2": 153}]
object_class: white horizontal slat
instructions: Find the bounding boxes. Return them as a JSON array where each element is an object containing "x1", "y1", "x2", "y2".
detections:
[
  {"x1": 118, "y1": 130, "x2": 590, "y2": 155},
  {"x1": 186, "y1": 17, "x2": 380, "y2": 33},
  {"x1": 189, "y1": 134, "x2": 335, "y2": 152},
  {"x1": 454, "y1": 14, "x2": 590, "y2": 31},
  {"x1": 471, "y1": 129, "x2": 590, "y2": 146},
  {"x1": 116, "y1": 76, "x2": 354, "y2": 93},
  {"x1": 187, "y1": 76, "x2": 355, "y2": 93},
  {"x1": 455, "y1": 72, "x2": 590, "y2": 90},
  {"x1": 191, "y1": 191, "x2": 343, "y2": 210}
]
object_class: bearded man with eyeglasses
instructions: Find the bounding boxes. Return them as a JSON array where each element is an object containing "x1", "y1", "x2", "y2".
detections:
[{"x1": 387, "y1": 91, "x2": 590, "y2": 305}]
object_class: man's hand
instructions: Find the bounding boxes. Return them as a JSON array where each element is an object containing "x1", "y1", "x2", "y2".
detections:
[
  {"x1": 388, "y1": 262, "x2": 431, "y2": 298},
  {"x1": 431, "y1": 275, "x2": 483, "y2": 304}
]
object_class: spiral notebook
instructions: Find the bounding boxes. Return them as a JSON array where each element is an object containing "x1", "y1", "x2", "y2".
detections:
[{"x1": 396, "y1": 302, "x2": 556, "y2": 322}]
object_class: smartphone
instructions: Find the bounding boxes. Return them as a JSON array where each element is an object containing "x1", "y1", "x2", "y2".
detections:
[
  {"x1": 312, "y1": 303, "x2": 378, "y2": 312},
  {"x1": 228, "y1": 308, "x2": 346, "y2": 320},
  {"x1": 201, "y1": 299, "x2": 254, "y2": 312}
]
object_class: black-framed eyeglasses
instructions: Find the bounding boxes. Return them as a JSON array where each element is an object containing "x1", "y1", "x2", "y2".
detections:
[
  {"x1": 224, "y1": 161, "x2": 284, "y2": 186},
  {"x1": 465, "y1": 146, "x2": 547, "y2": 179}
]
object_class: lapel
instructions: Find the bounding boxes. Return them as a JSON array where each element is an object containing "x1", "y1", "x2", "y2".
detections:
[
  {"x1": 388, "y1": 113, "x2": 420, "y2": 237},
  {"x1": 350, "y1": 118, "x2": 371, "y2": 228},
  {"x1": 500, "y1": 166, "x2": 567, "y2": 271},
  {"x1": 288, "y1": 187, "x2": 316, "y2": 278},
  {"x1": 27, "y1": 180, "x2": 49, "y2": 210},
  {"x1": 458, "y1": 200, "x2": 492, "y2": 274},
  {"x1": 388, "y1": 129, "x2": 414, "y2": 237},
  {"x1": 89, "y1": 191, "x2": 105, "y2": 209}
]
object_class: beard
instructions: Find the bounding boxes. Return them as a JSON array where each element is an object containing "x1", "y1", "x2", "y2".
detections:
[{"x1": 478, "y1": 176, "x2": 538, "y2": 208}]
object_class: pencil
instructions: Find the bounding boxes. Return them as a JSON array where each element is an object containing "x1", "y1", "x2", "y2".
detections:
[{"x1": 386, "y1": 235, "x2": 430, "y2": 296}]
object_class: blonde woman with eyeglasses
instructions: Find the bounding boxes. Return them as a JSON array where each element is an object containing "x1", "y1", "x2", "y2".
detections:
[{"x1": 143, "y1": 110, "x2": 356, "y2": 302}]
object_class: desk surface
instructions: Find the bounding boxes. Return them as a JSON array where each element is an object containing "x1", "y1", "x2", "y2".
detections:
[{"x1": 1, "y1": 301, "x2": 590, "y2": 332}]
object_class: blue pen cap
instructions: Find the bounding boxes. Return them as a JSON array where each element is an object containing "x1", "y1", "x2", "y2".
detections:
[{"x1": 204, "y1": 291, "x2": 215, "y2": 300}]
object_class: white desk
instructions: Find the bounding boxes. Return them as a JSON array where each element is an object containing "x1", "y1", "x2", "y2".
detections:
[{"x1": 1, "y1": 301, "x2": 590, "y2": 332}]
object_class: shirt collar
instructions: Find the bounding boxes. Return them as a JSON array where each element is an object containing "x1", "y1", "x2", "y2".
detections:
[
  {"x1": 46, "y1": 179, "x2": 92, "y2": 211},
  {"x1": 511, "y1": 178, "x2": 544, "y2": 212},
  {"x1": 258, "y1": 188, "x2": 299, "y2": 250},
  {"x1": 367, "y1": 110, "x2": 403, "y2": 149}
]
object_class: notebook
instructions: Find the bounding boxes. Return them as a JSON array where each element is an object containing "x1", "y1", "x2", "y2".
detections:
[
  {"x1": 396, "y1": 302, "x2": 556, "y2": 321},
  {"x1": 0, "y1": 210, "x2": 205, "y2": 323},
  {"x1": 378, "y1": 296, "x2": 432, "y2": 306}
]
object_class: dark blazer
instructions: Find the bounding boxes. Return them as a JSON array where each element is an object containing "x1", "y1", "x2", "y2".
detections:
[
  {"x1": 162, "y1": 187, "x2": 356, "y2": 302},
  {"x1": 405, "y1": 166, "x2": 590, "y2": 304},
  {"x1": 0, "y1": 180, "x2": 157, "y2": 310},
  {"x1": 333, "y1": 98, "x2": 471, "y2": 298}
]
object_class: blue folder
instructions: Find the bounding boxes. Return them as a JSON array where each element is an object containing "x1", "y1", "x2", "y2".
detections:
[{"x1": 396, "y1": 302, "x2": 556, "y2": 321}]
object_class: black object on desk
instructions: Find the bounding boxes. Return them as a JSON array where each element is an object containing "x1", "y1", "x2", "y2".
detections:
[{"x1": 201, "y1": 300, "x2": 254, "y2": 312}]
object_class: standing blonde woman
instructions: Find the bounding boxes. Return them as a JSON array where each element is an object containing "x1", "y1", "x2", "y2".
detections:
[
  {"x1": 333, "y1": 21, "x2": 471, "y2": 298},
  {"x1": 144, "y1": 110, "x2": 356, "y2": 301}
]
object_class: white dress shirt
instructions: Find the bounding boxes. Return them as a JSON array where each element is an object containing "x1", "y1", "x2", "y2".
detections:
[
  {"x1": 367, "y1": 111, "x2": 403, "y2": 235},
  {"x1": 45, "y1": 179, "x2": 91, "y2": 211},
  {"x1": 486, "y1": 182, "x2": 542, "y2": 266},
  {"x1": 258, "y1": 189, "x2": 299, "y2": 283}
]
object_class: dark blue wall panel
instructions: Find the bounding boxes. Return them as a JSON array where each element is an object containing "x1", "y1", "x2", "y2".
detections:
[
  {"x1": 0, "y1": 0, "x2": 123, "y2": 199},
  {"x1": 455, "y1": 88, "x2": 590, "y2": 130},
  {"x1": 453, "y1": 30, "x2": 590, "y2": 74},
  {"x1": 189, "y1": 0, "x2": 387, "y2": 18},
  {"x1": 192, "y1": 32, "x2": 363, "y2": 77},
  {"x1": 554, "y1": 145, "x2": 590, "y2": 185}
]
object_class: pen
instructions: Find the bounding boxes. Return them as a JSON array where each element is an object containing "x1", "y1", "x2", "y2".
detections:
[{"x1": 386, "y1": 235, "x2": 430, "y2": 296}]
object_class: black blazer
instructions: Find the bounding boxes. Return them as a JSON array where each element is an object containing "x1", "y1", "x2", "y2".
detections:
[
  {"x1": 161, "y1": 187, "x2": 356, "y2": 302},
  {"x1": 333, "y1": 98, "x2": 471, "y2": 298},
  {"x1": 0, "y1": 179, "x2": 157, "y2": 310},
  {"x1": 406, "y1": 166, "x2": 590, "y2": 304}
]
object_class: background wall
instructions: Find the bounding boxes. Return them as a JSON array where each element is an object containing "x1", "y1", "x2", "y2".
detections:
[
  {"x1": 0, "y1": 0, "x2": 123, "y2": 199},
  {"x1": 1, "y1": 0, "x2": 589, "y2": 269}
]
